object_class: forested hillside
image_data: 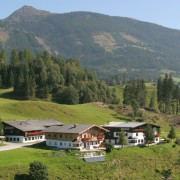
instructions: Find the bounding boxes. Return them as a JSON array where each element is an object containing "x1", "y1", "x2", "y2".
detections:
[
  {"x1": 0, "y1": 49, "x2": 119, "y2": 104},
  {"x1": 1, "y1": 6, "x2": 180, "y2": 81}
]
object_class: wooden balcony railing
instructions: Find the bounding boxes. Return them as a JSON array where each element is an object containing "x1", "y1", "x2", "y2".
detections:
[
  {"x1": 27, "y1": 132, "x2": 45, "y2": 136},
  {"x1": 132, "y1": 129, "x2": 144, "y2": 132},
  {"x1": 97, "y1": 135, "x2": 105, "y2": 139},
  {"x1": 154, "y1": 133, "x2": 160, "y2": 137}
]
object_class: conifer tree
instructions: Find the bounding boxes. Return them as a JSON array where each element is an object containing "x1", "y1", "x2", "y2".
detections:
[
  {"x1": 119, "y1": 131, "x2": 127, "y2": 148},
  {"x1": 168, "y1": 125, "x2": 176, "y2": 141},
  {"x1": 144, "y1": 124, "x2": 154, "y2": 145},
  {"x1": 0, "y1": 49, "x2": 6, "y2": 67},
  {"x1": 10, "y1": 49, "x2": 19, "y2": 66}
]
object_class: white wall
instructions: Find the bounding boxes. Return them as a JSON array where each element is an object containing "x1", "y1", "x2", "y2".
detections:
[
  {"x1": 6, "y1": 135, "x2": 45, "y2": 143},
  {"x1": 113, "y1": 132, "x2": 145, "y2": 145},
  {"x1": 46, "y1": 139, "x2": 103, "y2": 150},
  {"x1": 46, "y1": 139, "x2": 82, "y2": 149}
]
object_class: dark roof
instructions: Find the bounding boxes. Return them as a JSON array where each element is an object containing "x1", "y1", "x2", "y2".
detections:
[
  {"x1": 3, "y1": 119, "x2": 63, "y2": 132},
  {"x1": 43, "y1": 124, "x2": 108, "y2": 134},
  {"x1": 103, "y1": 122, "x2": 160, "y2": 128},
  {"x1": 103, "y1": 122, "x2": 146, "y2": 128},
  {"x1": 83, "y1": 156, "x2": 105, "y2": 162}
]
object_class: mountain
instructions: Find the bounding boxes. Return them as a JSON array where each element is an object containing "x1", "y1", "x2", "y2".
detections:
[
  {"x1": 5, "y1": 5, "x2": 51, "y2": 22},
  {"x1": 1, "y1": 6, "x2": 180, "y2": 81}
]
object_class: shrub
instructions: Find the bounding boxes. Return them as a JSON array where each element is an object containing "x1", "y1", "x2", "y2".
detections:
[
  {"x1": 29, "y1": 161, "x2": 48, "y2": 180},
  {"x1": 172, "y1": 144, "x2": 176, "y2": 148},
  {"x1": 175, "y1": 137, "x2": 180, "y2": 145},
  {"x1": 104, "y1": 142, "x2": 114, "y2": 153}
]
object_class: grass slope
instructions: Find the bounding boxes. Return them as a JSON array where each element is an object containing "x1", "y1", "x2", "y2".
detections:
[
  {"x1": 0, "y1": 89, "x2": 127, "y2": 124},
  {"x1": 0, "y1": 88, "x2": 180, "y2": 179},
  {"x1": 0, "y1": 143, "x2": 179, "y2": 179}
]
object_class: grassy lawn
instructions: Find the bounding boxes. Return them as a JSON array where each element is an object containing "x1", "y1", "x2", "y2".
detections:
[
  {"x1": 0, "y1": 88, "x2": 179, "y2": 135},
  {"x1": 0, "y1": 142, "x2": 179, "y2": 179},
  {"x1": 0, "y1": 89, "x2": 127, "y2": 125},
  {"x1": 0, "y1": 88, "x2": 180, "y2": 179}
]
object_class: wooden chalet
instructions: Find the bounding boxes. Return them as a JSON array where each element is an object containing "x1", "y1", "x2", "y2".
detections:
[
  {"x1": 2, "y1": 119, "x2": 63, "y2": 143},
  {"x1": 44, "y1": 124, "x2": 109, "y2": 150}
]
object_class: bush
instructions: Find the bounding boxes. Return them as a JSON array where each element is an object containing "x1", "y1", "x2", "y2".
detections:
[
  {"x1": 175, "y1": 137, "x2": 180, "y2": 145},
  {"x1": 104, "y1": 142, "x2": 114, "y2": 153},
  {"x1": 29, "y1": 161, "x2": 48, "y2": 180},
  {"x1": 172, "y1": 144, "x2": 176, "y2": 148}
]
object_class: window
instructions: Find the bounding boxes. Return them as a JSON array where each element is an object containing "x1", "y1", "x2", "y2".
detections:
[
  {"x1": 64, "y1": 142, "x2": 66, "y2": 146},
  {"x1": 54, "y1": 134, "x2": 57, "y2": 138},
  {"x1": 60, "y1": 142, "x2": 62, "y2": 146},
  {"x1": 138, "y1": 140, "x2": 140, "y2": 143},
  {"x1": 40, "y1": 136, "x2": 42, "y2": 139},
  {"x1": 55, "y1": 141, "x2": 57, "y2": 145},
  {"x1": 136, "y1": 133, "x2": 138, "y2": 136},
  {"x1": 69, "y1": 143, "x2": 71, "y2": 147},
  {"x1": 141, "y1": 139, "x2": 143, "y2": 143},
  {"x1": 28, "y1": 137, "x2": 31, "y2": 141},
  {"x1": 129, "y1": 139, "x2": 137, "y2": 143},
  {"x1": 10, "y1": 138, "x2": 12, "y2": 141},
  {"x1": 25, "y1": 138, "x2": 27, "y2": 141},
  {"x1": 32, "y1": 137, "x2": 34, "y2": 140},
  {"x1": 17, "y1": 138, "x2": 19, "y2": 141},
  {"x1": 49, "y1": 141, "x2": 51, "y2": 145},
  {"x1": 116, "y1": 132, "x2": 119, "y2": 136},
  {"x1": 48, "y1": 134, "x2": 51, "y2": 137},
  {"x1": 13, "y1": 138, "x2": 16, "y2": 141},
  {"x1": 59, "y1": 134, "x2": 62, "y2": 138},
  {"x1": 125, "y1": 133, "x2": 128, "y2": 136}
]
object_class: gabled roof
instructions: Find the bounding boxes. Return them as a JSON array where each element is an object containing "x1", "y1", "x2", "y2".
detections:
[
  {"x1": 103, "y1": 122, "x2": 160, "y2": 128},
  {"x1": 3, "y1": 119, "x2": 63, "y2": 132},
  {"x1": 43, "y1": 124, "x2": 109, "y2": 134}
]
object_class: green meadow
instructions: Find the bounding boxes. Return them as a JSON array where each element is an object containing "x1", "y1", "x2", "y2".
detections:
[
  {"x1": 0, "y1": 89, "x2": 127, "y2": 125},
  {"x1": 0, "y1": 142, "x2": 179, "y2": 179},
  {"x1": 0, "y1": 88, "x2": 180, "y2": 179}
]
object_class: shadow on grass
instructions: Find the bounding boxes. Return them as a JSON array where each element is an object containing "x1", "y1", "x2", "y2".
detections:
[
  {"x1": 0, "y1": 90, "x2": 17, "y2": 100},
  {"x1": 111, "y1": 113, "x2": 131, "y2": 122},
  {"x1": 155, "y1": 169, "x2": 172, "y2": 179},
  {"x1": 24, "y1": 141, "x2": 53, "y2": 150},
  {"x1": 14, "y1": 174, "x2": 29, "y2": 180}
]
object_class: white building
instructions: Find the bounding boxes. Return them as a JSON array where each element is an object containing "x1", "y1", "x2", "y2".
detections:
[
  {"x1": 102, "y1": 122, "x2": 160, "y2": 146},
  {"x1": 44, "y1": 124, "x2": 109, "y2": 150},
  {"x1": 2, "y1": 119, "x2": 63, "y2": 143}
]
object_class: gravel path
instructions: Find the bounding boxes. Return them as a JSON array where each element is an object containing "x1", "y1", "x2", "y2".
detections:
[{"x1": 0, "y1": 141, "x2": 43, "y2": 151}]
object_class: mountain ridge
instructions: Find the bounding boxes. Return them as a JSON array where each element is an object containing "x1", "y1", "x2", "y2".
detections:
[
  {"x1": 5, "y1": 5, "x2": 52, "y2": 22},
  {"x1": 1, "y1": 6, "x2": 180, "y2": 81}
]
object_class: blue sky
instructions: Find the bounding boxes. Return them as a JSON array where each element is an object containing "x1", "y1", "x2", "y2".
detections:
[{"x1": 1, "y1": 0, "x2": 180, "y2": 30}]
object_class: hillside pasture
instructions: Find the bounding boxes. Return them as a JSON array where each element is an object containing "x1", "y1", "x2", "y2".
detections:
[{"x1": 0, "y1": 142, "x2": 179, "y2": 179}]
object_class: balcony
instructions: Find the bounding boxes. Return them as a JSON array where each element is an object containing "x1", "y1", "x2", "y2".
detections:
[
  {"x1": 27, "y1": 131, "x2": 45, "y2": 136},
  {"x1": 82, "y1": 137, "x2": 93, "y2": 141},
  {"x1": 154, "y1": 133, "x2": 160, "y2": 137},
  {"x1": 132, "y1": 129, "x2": 144, "y2": 132},
  {"x1": 97, "y1": 135, "x2": 105, "y2": 139}
]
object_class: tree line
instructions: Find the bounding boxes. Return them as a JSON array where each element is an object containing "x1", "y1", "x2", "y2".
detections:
[
  {"x1": 123, "y1": 74, "x2": 180, "y2": 115},
  {"x1": 0, "y1": 49, "x2": 120, "y2": 105},
  {"x1": 157, "y1": 74, "x2": 180, "y2": 114}
]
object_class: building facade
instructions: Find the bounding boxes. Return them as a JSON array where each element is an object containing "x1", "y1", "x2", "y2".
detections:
[
  {"x1": 44, "y1": 124, "x2": 109, "y2": 150},
  {"x1": 2, "y1": 119, "x2": 63, "y2": 143},
  {"x1": 102, "y1": 122, "x2": 160, "y2": 146}
]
